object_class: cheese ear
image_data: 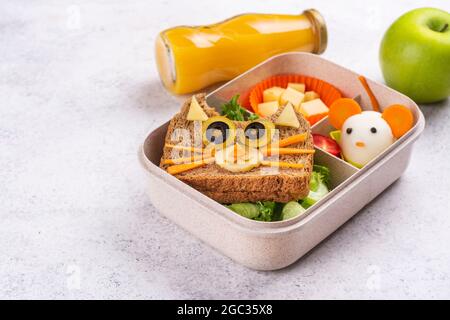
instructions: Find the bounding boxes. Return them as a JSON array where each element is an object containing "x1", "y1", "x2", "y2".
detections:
[
  {"x1": 382, "y1": 104, "x2": 414, "y2": 138},
  {"x1": 328, "y1": 98, "x2": 362, "y2": 129},
  {"x1": 186, "y1": 96, "x2": 209, "y2": 121},
  {"x1": 274, "y1": 103, "x2": 300, "y2": 128}
]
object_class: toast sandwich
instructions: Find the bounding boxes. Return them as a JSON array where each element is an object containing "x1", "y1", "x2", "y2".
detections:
[{"x1": 160, "y1": 94, "x2": 314, "y2": 203}]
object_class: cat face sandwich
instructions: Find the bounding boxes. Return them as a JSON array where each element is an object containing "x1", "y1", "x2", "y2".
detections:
[{"x1": 159, "y1": 94, "x2": 315, "y2": 203}]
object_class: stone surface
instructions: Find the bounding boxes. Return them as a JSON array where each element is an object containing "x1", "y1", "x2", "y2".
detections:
[{"x1": 0, "y1": 0, "x2": 449, "y2": 299}]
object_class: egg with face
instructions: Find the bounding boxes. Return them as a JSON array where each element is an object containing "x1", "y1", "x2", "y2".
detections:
[
  {"x1": 341, "y1": 111, "x2": 394, "y2": 167},
  {"x1": 328, "y1": 98, "x2": 414, "y2": 168}
]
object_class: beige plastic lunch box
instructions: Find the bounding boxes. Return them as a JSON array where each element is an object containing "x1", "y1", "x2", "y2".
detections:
[{"x1": 140, "y1": 52, "x2": 425, "y2": 271}]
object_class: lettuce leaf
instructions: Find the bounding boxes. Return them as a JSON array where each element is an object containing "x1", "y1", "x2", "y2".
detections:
[
  {"x1": 254, "y1": 201, "x2": 276, "y2": 222},
  {"x1": 301, "y1": 167, "x2": 330, "y2": 209},
  {"x1": 221, "y1": 94, "x2": 258, "y2": 121},
  {"x1": 227, "y1": 201, "x2": 276, "y2": 221},
  {"x1": 227, "y1": 166, "x2": 331, "y2": 221}
]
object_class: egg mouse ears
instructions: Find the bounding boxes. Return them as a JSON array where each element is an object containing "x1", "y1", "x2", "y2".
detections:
[
  {"x1": 382, "y1": 104, "x2": 414, "y2": 138},
  {"x1": 329, "y1": 98, "x2": 414, "y2": 138},
  {"x1": 328, "y1": 98, "x2": 362, "y2": 129}
]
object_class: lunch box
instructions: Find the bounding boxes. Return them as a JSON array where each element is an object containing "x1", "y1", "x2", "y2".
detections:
[{"x1": 139, "y1": 52, "x2": 425, "y2": 271}]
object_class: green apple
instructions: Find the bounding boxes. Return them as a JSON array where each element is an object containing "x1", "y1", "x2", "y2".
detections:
[{"x1": 380, "y1": 8, "x2": 450, "y2": 103}]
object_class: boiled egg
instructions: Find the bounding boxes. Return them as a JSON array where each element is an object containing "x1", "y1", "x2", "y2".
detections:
[{"x1": 341, "y1": 111, "x2": 394, "y2": 167}]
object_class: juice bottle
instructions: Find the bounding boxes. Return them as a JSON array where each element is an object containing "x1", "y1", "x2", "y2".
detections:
[{"x1": 155, "y1": 9, "x2": 327, "y2": 95}]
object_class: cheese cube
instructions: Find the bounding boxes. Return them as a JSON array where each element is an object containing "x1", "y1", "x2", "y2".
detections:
[
  {"x1": 280, "y1": 87, "x2": 305, "y2": 111},
  {"x1": 287, "y1": 82, "x2": 306, "y2": 93},
  {"x1": 263, "y1": 86, "x2": 284, "y2": 103},
  {"x1": 304, "y1": 91, "x2": 320, "y2": 102},
  {"x1": 275, "y1": 103, "x2": 300, "y2": 128},
  {"x1": 186, "y1": 96, "x2": 209, "y2": 121},
  {"x1": 257, "y1": 101, "x2": 279, "y2": 117},
  {"x1": 299, "y1": 98, "x2": 328, "y2": 117}
]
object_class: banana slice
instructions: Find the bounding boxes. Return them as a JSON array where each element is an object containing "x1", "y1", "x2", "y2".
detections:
[{"x1": 215, "y1": 145, "x2": 262, "y2": 173}]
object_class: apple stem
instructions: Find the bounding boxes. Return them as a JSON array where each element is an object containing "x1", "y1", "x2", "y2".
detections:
[{"x1": 440, "y1": 23, "x2": 448, "y2": 33}]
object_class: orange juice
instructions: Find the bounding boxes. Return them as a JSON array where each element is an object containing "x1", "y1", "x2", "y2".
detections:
[{"x1": 155, "y1": 9, "x2": 327, "y2": 94}]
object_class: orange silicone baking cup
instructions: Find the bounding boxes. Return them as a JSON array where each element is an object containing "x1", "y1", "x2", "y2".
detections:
[{"x1": 248, "y1": 74, "x2": 343, "y2": 124}]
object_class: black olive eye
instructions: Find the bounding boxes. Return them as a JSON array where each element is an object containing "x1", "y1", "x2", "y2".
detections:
[
  {"x1": 205, "y1": 121, "x2": 229, "y2": 144},
  {"x1": 346, "y1": 128, "x2": 353, "y2": 134},
  {"x1": 241, "y1": 120, "x2": 275, "y2": 148},
  {"x1": 371, "y1": 127, "x2": 377, "y2": 134},
  {"x1": 244, "y1": 122, "x2": 265, "y2": 140}
]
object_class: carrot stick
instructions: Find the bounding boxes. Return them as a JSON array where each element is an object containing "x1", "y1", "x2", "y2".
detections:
[
  {"x1": 165, "y1": 144, "x2": 215, "y2": 157},
  {"x1": 165, "y1": 144, "x2": 205, "y2": 154},
  {"x1": 166, "y1": 158, "x2": 215, "y2": 175},
  {"x1": 161, "y1": 154, "x2": 211, "y2": 165},
  {"x1": 358, "y1": 76, "x2": 380, "y2": 112},
  {"x1": 261, "y1": 161, "x2": 304, "y2": 169},
  {"x1": 263, "y1": 148, "x2": 315, "y2": 156},
  {"x1": 277, "y1": 133, "x2": 307, "y2": 147}
]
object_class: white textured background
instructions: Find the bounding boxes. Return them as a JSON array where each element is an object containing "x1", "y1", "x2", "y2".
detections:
[{"x1": 1, "y1": 0, "x2": 449, "y2": 299}]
